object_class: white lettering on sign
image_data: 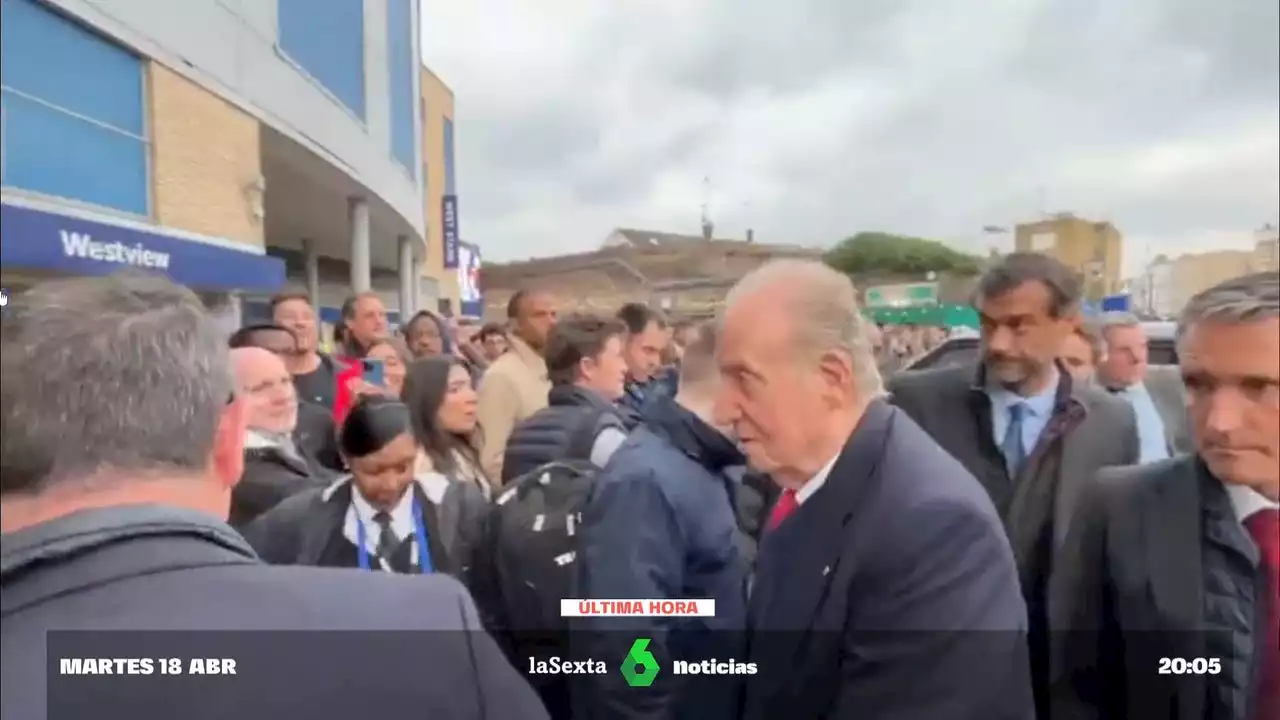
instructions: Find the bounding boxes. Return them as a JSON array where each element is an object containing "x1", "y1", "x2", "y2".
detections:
[{"x1": 60, "y1": 231, "x2": 171, "y2": 270}]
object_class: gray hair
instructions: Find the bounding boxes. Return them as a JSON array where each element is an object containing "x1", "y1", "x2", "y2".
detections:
[
  {"x1": 0, "y1": 273, "x2": 232, "y2": 495},
  {"x1": 1076, "y1": 320, "x2": 1108, "y2": 362},
  {"x1": 724, "y1": 259, "x2": 884, "y2": 396},
  {"x1": 1177, "y1": 271, "x2": 1280, "y2": 344},
  {"x1": 1095, "y1": 311, "x2": 1140, "y2": 346}
]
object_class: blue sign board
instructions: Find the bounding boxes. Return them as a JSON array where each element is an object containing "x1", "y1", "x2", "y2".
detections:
[
  {"x1": 1100, "y1": 294, "x2": 1131, "y2": 313},
  {"x1": 0, "y1": 201, "x2": 286, "y2": 292},
  {"x1": 442, "y1": 194, "x2": 460, "y2": 269}
]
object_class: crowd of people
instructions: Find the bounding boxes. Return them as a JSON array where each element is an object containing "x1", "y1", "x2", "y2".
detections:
[{"x1": 0, "y1": 252, "x2": 1276, "y2": 720}]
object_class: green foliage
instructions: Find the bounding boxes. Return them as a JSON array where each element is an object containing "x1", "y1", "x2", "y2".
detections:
[{"x1": 824, "y1": 232, "x2": 982, "y2": 276}]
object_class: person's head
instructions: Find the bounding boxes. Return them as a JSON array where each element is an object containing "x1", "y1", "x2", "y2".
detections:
[
  {"x1": 973, "y1": 252, "x2": 1082, "y2": 393},
  {"x1": 0, "y1": 274, "x2": 245, "y2": 531},
  {"x1": 365, "y1": 336, "x2": 412, "y2": 396},
  {"x1": 1177, "y1": 272, "x2": 1279, "y2": 496},
  {"x1": 1058, "y1": 322, "x2": 1105, "y2": 384},
  {"x1": 617, "y1": 302, "x2": 668, "y2": 383},
  {"x1": 231, "y1": 347, "x2": 298, "y2": 435},
  {"x1": 270, "y1": 292, "x2": 318, "y2": 354},
  {"x1": 403, "y1": 311, "x2": 446, "y2": 359},
  {"x1": 476, "y1": 322, "x2": 509, "y2": 361},
  {"x1": 228, "y1": 324, "x2": 297, "y2": 359},
  {"x1": 1096, "y1": 312, "x2": 1149, "y2": 389},
  {"x1": 338, "y1": 397, "x2": 417, "y2": 511},
  {"x1": 715, "y1": 260, "x2": 882, "y2": 487},
  {"x1": 545, "y1": 314, "x2": 628, "y2": 401},
  {"x1": 507, "y1": 288, "x2": 558, "y2": 351},
  {"x1": 402, "y1": 356, "x2": 479, "y2": 472},
  {"x1": 341, "y1": 292, "x2": 389, "y2": 352},
  {"x1": 675, "y1": 321, "x2": 726, "y2": 428}
]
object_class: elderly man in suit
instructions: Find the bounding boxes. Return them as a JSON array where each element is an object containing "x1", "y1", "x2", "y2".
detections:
[
  {"x1": 1052, "y1": 271, "x2": 1279, "y2": 720},
  {"x1": 1095, "y1": 310, "x2": 1193, "y2": 459},
  {"x1": 887, "y1": 252, "x2": 1140, "y2": 716},
  {"x1": 0, "y1": 275, "x2": 547, "y2": 720},
  {"x1": 717, "y1": 260, "x2": 1033, "y2": 720}
]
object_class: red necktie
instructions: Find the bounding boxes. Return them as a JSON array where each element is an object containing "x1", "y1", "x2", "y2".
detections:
[
  {"x1": 767, "y1": 489, "x2": 799, "y2": 531},
  {"x1": 1244, "y1": 508, "x2": 1279, "y2": 720}
]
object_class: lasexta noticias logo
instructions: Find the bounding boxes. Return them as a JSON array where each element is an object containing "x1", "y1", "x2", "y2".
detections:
[{"x1": 620, "y1": 638, "x2": 660, "y2": 688}]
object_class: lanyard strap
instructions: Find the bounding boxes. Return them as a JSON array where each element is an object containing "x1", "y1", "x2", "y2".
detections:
[{"x1": 355, "y1": 494, "x2": 434, "y2": 574}]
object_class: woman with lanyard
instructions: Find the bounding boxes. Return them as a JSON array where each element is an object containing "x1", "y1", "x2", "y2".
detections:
[{"x1": 244, "y1": 396, "x2": 489, "y2": 580}]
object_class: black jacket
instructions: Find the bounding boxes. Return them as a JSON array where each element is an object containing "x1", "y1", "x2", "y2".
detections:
[
  {"x1": 294, "y1": 401, "x2": 343, "y2": 472},
  {"x1": 1, "y1": 504, "x2": 547, "y2": 720},
  {"x1": 230, "y1": 435, "x2": 334, "y2": 530},
  {"x1": 242, "y1": 475, "x2": 490, "y2": 587},
  {"x1": 501, "y1": 384, "x2": 625, "y2": 484}
]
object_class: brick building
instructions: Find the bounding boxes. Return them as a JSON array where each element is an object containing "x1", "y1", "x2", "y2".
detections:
[{"x1": 480, "y1": 228, "x2": 823, "y2": 319}]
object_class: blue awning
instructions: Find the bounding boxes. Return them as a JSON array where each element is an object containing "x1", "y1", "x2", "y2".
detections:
[{"x1": 1, "y1": 200, "x2": 286, "y2": 292}]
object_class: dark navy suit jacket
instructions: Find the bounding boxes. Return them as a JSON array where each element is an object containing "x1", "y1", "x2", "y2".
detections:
[{"x1": 741, "y1": 400, "x2": 1036, "y2": 720}]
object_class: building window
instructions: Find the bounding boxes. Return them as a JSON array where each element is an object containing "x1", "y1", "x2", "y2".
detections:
[
  {"x1": 387, "y1": 0, "x2": 416, "y2": 173},
  {"x1": 443, "y1": 117, "x2": 456, "y2": 196},
  {"x1": 0, "y1": 0, "x2": 149, "y2": 215},
  {"x1": 277, "y1": 0, "x2": 366, "y2": 120}
]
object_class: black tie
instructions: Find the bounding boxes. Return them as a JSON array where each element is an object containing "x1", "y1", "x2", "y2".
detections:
[{"x1": 372, "y1": 511, "x2": 399, "y2": 564}]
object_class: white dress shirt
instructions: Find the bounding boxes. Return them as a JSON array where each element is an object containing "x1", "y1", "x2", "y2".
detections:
[
  {"x1": 796, "y1": 454, "x2": 840, "y2": 506},
  {"x1": 1224, "y1": 482, "x2": 1280, "y2": 523},
  {"x1": 321, "y1": 475, "x2": 445, "y2": 572}
]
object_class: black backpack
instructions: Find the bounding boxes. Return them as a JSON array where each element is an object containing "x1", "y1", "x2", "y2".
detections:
[{"x1": 472, "y1": 414, "x2": 614, "y2": 717}]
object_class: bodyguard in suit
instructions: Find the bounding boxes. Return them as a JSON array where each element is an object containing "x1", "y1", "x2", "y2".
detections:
[
  {"x1": 0, "y1": 275, "x2": 546, "y2": 720},
  {"x1": 716, "y1": 260, "x2": 1034, "y2": 720},
  {"x1": 1052, "y1": 271, "x2": 1279, "y2": 720},
  {"x1": 1095, "y1": 311, "x2": 1193, "y2": 459},
  {"x1": 887, "y1": 252, "x2": 1140, "y2": 715}
]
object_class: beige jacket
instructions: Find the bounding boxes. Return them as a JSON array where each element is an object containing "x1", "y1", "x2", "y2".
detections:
[
  {"x1": 414, "y1": 448, "x2": 493, "y2": 500},
  {"x1": 475, "y1": 336, "x2": 549, "y2": 482}
]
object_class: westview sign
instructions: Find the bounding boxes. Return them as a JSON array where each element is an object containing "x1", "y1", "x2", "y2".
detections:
[
  {"x1": 0, "y1": 201, "x2": 284, "y2": 292},
  {"x1": 59, "y1": 230, "x2": 171, "y2": 270}
]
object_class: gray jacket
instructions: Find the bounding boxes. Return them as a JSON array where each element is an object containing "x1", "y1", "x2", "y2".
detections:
[{"x1": 1, "y1": 504, "x2": 545, "y2": 720}]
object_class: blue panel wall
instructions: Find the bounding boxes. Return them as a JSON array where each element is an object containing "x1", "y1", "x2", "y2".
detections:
[
  {"x1": 278, "y1": 0, "x2": 366, "y2": 120},
  {"x1": 443, "y1": 117, "x2": 456, "y2": 195},
  {"x1": 387, "y1": 0, "x2": 416, "y2": 173},
  {"x1": 0, "y1": 0, "x2": 148, "y2": 215}
]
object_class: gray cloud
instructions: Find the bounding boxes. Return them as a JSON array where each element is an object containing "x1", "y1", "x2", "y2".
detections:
[{"x1": 422, "y1": 0, "x2": 1279, "y2": 271}]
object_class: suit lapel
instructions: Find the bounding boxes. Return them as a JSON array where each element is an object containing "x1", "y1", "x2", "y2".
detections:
[
  {"x1": 751, "y1": 401, "x2": 894, "y2": 672},
  {"x1": 1146, "y1": 374, "x2": 1188, "y2": 454},
  {"x1": 1146, "y1": 457, "x2": 1206, "y2": 720}
]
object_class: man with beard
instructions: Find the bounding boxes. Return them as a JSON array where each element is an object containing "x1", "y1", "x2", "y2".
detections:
[{"x1": 887, "y1": 251, "x2": 1139, "y2": 717}]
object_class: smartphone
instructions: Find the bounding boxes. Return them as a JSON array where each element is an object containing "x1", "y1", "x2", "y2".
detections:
[{"x1": 361, "y1": 358, "x2": 385, "y2": 387}]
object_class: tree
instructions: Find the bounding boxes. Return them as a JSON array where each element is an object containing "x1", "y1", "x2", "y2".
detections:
[{"x1": 824, "y1": 232, "x2": 983, "y2": 276}]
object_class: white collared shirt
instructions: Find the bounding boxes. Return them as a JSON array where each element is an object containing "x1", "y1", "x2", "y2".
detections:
[
  {"x1": 1224, "y1": 483, "x2": 1280, "y2": 523},
  {"x1": 796, "y1": 454, "x2": 840, "y2": 506}
]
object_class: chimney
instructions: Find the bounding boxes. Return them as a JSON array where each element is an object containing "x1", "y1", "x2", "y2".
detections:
[{"x1": 745, "y1": 228, "x2": 754, "y2": 243}]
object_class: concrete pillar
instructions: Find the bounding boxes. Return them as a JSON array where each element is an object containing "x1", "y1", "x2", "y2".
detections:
[
  {"x1": 397, "y1": 234, "x2": 416, "y2": 318},
  {"x1": 301, "y1": 238, "x2": 321, "y2": 308},
  {"x1": 348, "y1": 197, "x2": 371, "y2": 293}
]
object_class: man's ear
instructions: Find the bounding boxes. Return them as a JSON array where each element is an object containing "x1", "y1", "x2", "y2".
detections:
[{"x1": 211, "y1": 397, "x2": 248, "y2": 490}]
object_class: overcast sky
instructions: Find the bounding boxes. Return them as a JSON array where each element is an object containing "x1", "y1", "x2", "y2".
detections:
[{"x1": 420, "y1": 0, "x2": 1279, "y2": 275}]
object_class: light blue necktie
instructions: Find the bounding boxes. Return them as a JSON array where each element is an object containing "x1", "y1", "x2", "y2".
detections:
[{"x1": 1001, "y1": 402, "x2": 1027, "y2": 477}]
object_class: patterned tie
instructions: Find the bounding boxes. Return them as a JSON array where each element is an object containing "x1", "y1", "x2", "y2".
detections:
[
  {"x1": 372, "y1": 511, "x2": 400, "y2": 566},
  {"x1": 767, "y1": 489, "x2": 799, "y2": 531},
  {"x1": 1001, "y1": 403, "x2": 1027, "y2": 477},
  {"x1": 1244, "y1": 509, "x2": 1279, "y2": 720}
]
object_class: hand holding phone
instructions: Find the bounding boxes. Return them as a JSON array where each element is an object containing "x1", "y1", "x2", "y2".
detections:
[{"x1": 361, "y1": 359, "x2": 385, "y2": 388}]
